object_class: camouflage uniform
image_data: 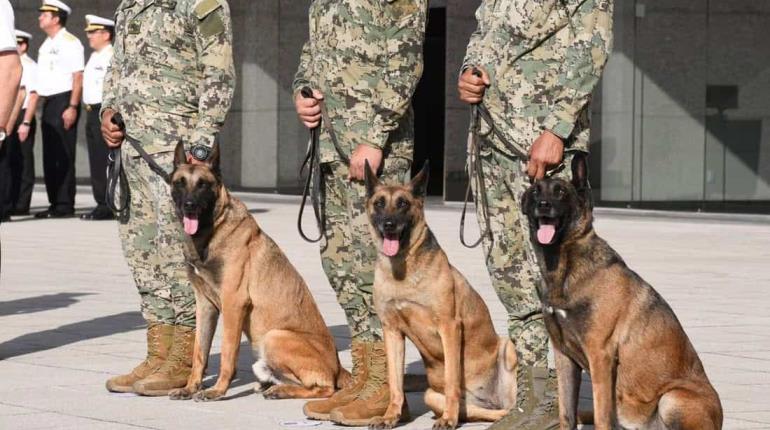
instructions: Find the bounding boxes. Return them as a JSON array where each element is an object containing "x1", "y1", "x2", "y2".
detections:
[
  {"x1": 102, "y1": 0, "x2": 235, "y2": 327},
  {"x1": 293, "y1": 0, "x2": 427, "y2": 341},
  {"x1": 463, "y1": 0, "x2": 614, "y2": 368}
]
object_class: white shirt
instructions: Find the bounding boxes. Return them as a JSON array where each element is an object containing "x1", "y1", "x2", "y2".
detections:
[
  {"x1": 20, "y1": 54, "x2": 37, "y2": 110},
  {"x1": 83, "y1": 44, "x2": 112, "y2": 105},
  {"x1": 36, "y1": 28, "x2": 84, "y2": 97},
  {"x1": 0, "y1": 0, "x2": 15, "y2": 52}
]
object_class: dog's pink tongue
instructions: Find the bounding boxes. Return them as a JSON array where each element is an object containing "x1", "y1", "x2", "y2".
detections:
[
  {"x1": 382, "y1": 237, "x2": 400, "y2": 257},
  {"x1": 537, "y1": 224, "x2": 556, "y2": 245},
  {"x1": 183, "y1": 215, "x2": 199, "y2": 236}
]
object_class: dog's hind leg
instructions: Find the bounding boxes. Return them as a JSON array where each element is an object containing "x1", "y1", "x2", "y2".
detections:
[
  {"x1": 425, "y1": 389, "x2": 508, "y2": 423},
  {"x1": 257, "y1": 330, "x2": 337, "y2": 400},
  {"x1": 170, "y1": 293, "x2": 219, "y2": 400},
  {"x1": 654, "y1": 388, "x2": 723, "y2": 430}
]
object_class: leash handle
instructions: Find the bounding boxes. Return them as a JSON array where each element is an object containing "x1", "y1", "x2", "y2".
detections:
[
  {"x1": 111, "y1": 112, "x2": 126, "y2": 131},
  {"x1": 297, "y1": 86, "x2": 325, "y2": 243}
]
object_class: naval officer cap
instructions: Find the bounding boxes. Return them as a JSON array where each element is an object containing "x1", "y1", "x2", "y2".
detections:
[
  {"x1": 39, "y1": 0, "x2": 72, "y2": 14},
  {"x1": 85, "y1": 15, "x2": 115, "y2": 32},
  {"x1": 15, "y1": 30, "x2": 33, "y2": 44}
]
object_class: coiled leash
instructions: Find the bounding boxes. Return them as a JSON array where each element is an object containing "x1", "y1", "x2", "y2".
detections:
[
  {"x1": 296, "y1": 87, "x2": 350, "y2": 243},
  {"x1": 106, "y1": 113, "x2": 172, "y2": 222},
  {"x1": 460, "y1": 68, "x2": 533, "y2": 248}
]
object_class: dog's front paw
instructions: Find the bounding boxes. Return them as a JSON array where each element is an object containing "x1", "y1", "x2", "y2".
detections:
[
  {"x1": 432, "y1": 417, "x2": 457, "y2": 430},
  {"x1": 369, "y1": 415, "x2": 399, "y2": 430},
  {"x1": 169, "y1": 387, "x2": 194, "y2": 400},
  {"x1": 192, "y1": 388, "x2": 224, "y2": 402},
  {"x1": 262, "y1": 385, "x2": 292, "y2": 400}
]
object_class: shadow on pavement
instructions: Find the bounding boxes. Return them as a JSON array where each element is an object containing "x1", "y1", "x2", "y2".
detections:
[
  {"x1": 0, "y1": 311, "x2": 144, "y2": 360},
  {"x1": 0, "y1": 292, "x2": 92, "y2": 317}
]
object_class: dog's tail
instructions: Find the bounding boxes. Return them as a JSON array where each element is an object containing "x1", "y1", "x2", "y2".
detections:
[
  {"x1": 578, "y1": 410, "x2": 594, "y2": 425},
  {"x1": 336, "y1": 368, "x2": 353, "y2": 389}
]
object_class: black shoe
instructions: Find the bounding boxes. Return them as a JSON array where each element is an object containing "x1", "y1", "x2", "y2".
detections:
[
  {"x1": 11, "y1": 209, "x2": 30, "y2": 216},
  {"x1": 80, "y1": 208, "x2": 115, "y2": 221},
  {"x1": 0, "y1": 214, "x2": 10, "y2": 223},
  {"x1": 34, "y1": 209, "x2": 74, "y2": 219}
]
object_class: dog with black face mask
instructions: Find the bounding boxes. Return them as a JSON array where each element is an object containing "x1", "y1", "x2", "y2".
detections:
[
  {"x1": 522, "y1": 153, "x2": 722, "y2": 430},
  {"x1": 364, "y1": 161, "x2": 518, "y2": 430},
  {"x1": 168, "y1": 141, "x2": 350, "y2": 402}
]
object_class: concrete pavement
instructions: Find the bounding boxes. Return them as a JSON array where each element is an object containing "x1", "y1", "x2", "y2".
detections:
[{"x1": 1, "y1": 186, "x2": 769, "y2": 429}]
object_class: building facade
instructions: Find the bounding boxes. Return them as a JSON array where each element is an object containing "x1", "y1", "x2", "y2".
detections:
[{"x1": 10, "y1": 0, "x2": 770, "y2": 212}]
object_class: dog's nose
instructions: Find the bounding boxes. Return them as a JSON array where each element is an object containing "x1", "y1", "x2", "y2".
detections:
[
  {"x1": 383, "y1": 220, "x2": 396, "y2": 231},
  {"x1": 538, "y1": 200, "x2": 552, "y2": 210},
  {"x1": 184, "y1": 201, "x2": 196, "y2": 211}
]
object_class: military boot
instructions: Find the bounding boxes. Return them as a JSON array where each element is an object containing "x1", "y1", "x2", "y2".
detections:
[
  {"x1": 303, "y1": 341, "x2": 370, "y2": 420},
  {"x1": 487, "y1": 366, "x2": 559, "y2": 430},
  {"x1": 133, "y1": 325, "x2": 194, "y2": 396},
  {"x1": 105, "y1": 323, "x2": 174, "y2": 393},
  {"x1": 329, "y1": 342, "x2": 410, "y2": 426}
]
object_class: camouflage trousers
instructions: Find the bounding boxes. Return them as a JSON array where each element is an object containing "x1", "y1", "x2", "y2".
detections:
[
  {"x1": 118, "y1": 150, "x2": 195, "y2": 328},
  {"x1": 318, "y1": 158, "x2": 412, "y2": 342},
  {"x1": 470, "y1": 143, "x2": 576, "y2": 368}
]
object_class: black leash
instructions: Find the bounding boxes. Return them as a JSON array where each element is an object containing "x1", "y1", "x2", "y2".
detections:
[
  {"x1": 106, "y1": 113, "x2": 172, "y2": 222},
  {"x1": 296, "y1": 87, "x2": 350, "y2": 243}
]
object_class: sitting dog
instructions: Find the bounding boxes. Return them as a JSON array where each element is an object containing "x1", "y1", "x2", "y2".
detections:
[
  {"x1": 521, "y1": 153, "x2": 723, "y2": 430},
  {"x1": 168, "y1": 142, "x2": 350, "y2": 401},
  {"x1": 364, "y1": 161, "x2": 518, "y2": 430}
]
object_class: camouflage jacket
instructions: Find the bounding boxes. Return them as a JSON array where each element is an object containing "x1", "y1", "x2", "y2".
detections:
[
  {"x1": 293, "y1": 0, "x2": 427, "y2": 163},
  {"x1": 102, "y1": 0, "x2": 235, "y2": 156},
  {"x1": 463, "y1": 0, "x2": 613, "y2": 156}
]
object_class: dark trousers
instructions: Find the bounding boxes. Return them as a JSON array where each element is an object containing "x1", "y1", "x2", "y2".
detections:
[
  {"x1": 85, "y1": 104, "x2": 109, "y2": 209},
  {"x1": 6, "y1": 111, "x2": 36, "y2": 213},
  {"x1": 41, "y1": 92, "x2": 79, "y2": 213},
  {"x1": 0, "y1": 134, "x2": 10, "y2": 220}
]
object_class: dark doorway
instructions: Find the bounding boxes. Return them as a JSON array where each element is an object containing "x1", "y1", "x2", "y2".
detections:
[{"x1": 412, "y1": 7, "x2": 446, "y2": 196}]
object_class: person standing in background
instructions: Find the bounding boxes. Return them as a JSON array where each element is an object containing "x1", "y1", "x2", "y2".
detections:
[
  {"x1": 0, "y1": 0, "x2": 22, "y2": 224},
  {"x1": 4, "y1": 30, "x2": 39, "y2": 217},
  {"x1": 80, "y1": 15, "x2": 114, "y2": 221},
  {"x1": 34, "y1": 0, "x2": 84, "y2": 219}
]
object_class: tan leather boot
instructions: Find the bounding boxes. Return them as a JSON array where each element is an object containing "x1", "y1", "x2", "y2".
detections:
[
  {"x1": 329, "y1": 342, "x2": 410, "y2": 426},
  {"x1": 133, "y1": 325, "x2": 194, "y2": 396},
  {"x1": 303, "y1": 341, "x2": 370, "y2": 420},
  {"x1": 105, "y1": 323, "x2": 174, "y2": 393}
]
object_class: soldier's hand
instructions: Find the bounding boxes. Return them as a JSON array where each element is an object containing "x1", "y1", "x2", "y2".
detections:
[
  {"x1": 17, "y1": 124, "x2": 30, "y2": 142},
  {"x1": 295, "y1": 89, "x2": 323, "y2": 129},
  {"x1": 101, "y1": 109, "x2": 125, "y2": 148},
  {"x1": 527, "y1": 131, "x2": 565, "y2": 180},
  {"x1": 458, "y1": 67, "x2": 490, "y2": 104},
  {"x1": 62, "y1": 106, "x2": 77, "y2": 130},
  {"x1": 348, "y1": 144, "x2": 383, "y2": 182}
]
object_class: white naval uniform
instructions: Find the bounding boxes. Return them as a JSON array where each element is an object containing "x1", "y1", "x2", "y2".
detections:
[
  {"x1": 0, "y1": 0, "x2": 14, "y2": 52},
  {"x1": 36, "y1": 28, "x2": 84, "y2": 97},
  {"x1": 20, "y1": 53, "x2": 38, "y2": 109},
  {"x1": 83, "y1": 44, "x2": 112, "y2": 105}
]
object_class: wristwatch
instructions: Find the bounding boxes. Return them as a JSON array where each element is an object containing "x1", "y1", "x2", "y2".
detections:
[
  {"x1": 0, "y1": 127, "x2": 7, "y2": 142},
  {"x1": 190, "y1": 145, "x2": 211, "y2": 162}
]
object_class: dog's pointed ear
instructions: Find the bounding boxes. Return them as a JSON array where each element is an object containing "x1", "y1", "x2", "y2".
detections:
[
  {"x1": 174, "y1": 141, "x2": 187, "y2": 168},
  {"x1": 364, "y1": 160, "x2": 379, "y2": 198},
  {"x1": 410, "y1": 160, "x2": 430, "y2": 199},
  {"x1": 208, "y1": 140, "x2": 221, "y2": 176},
  {"x1": 571, "y1": 152, "x2": 589, "y2": 191},
  {"x1": 521, "y1": 183, "x2": 535, "y2": 217}
]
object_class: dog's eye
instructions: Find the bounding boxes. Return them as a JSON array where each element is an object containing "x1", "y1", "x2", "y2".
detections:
[
  {"x1": 554, "y1": 187, "x2": 565, "y2": 199},
  {"x1": 174, "y1": 178, "x2": 186, "y2": 188},
  {"x1": 197, "y1": 181, "x2": 210, "y2": 190},
  {"x1": 374, "y1": 197, "x2": 386, "y2": 209},
  {"x1": 396, "y1": 198, "x2": 409, "y2": 210}
]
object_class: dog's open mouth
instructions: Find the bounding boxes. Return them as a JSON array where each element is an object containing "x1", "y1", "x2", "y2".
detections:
[
  {"x1": 536, "y1": 217, "x2": 558, "y2": 245},
  {"x1": 183, "y1": 213, "x2": 199, "y2": 236},
  {"x1": 381, "y1": 233, "x2": 401, "y2": 257}
]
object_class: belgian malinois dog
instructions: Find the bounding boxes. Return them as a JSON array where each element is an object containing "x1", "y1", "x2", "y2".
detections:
[
  {"x1": 521, "y1": 153, "x2": 723, "y2": 430},
  {"x1": 167, "y1": 142, "x2": 350, "y2": 402},
  {"x1": 364, "y1": 161, "x2": 518, "y2": 430}
]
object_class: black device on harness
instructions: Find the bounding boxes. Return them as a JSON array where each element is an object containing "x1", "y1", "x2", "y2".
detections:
[
  {"x1": 296, "y1": 87, "x2": 350, "y2": 243},
  {"x1": 106, "y1": 113, "x2": 172, "y2": 222}
]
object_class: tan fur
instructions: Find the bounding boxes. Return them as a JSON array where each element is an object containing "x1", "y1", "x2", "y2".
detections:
[
  {"x1": 364, "y1": 166, "x2": 517, "y2": 429},
  {"x1": 168, "y1": 159, "x2": 349, "y2": 402},
  {"x1": 523, "y1": 168, "x2": 723, "y2": 430}
]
